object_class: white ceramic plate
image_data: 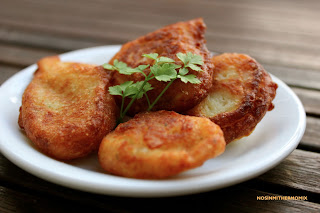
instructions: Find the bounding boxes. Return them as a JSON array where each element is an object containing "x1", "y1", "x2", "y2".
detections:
[{"x1": 0, "y1": 45, "x2": 306, "y2": 197}]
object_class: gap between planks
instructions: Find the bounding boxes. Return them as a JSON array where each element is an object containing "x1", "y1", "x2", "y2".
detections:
[{"x1": 0, "y1": 176, "x2": 319, "y2": 213}]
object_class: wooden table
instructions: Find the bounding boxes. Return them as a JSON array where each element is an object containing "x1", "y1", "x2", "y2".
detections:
[{"x1": 1, "y1": 0, "x2": 319, "y2": 212}]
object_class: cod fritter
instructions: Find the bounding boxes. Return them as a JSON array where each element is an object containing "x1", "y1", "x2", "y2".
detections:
[
  {"x1": 186, "y1": 53, "x2": 277, "y2": 144},
  {"x1": 18, "y1": 56, "x2": 118, "y2": 160},
  {"x1": 98, "y1": 111, "x2": 225, "y2": 179},
  {"x1": 110, "y1": 18, "x2": 214, "y2": 115}
]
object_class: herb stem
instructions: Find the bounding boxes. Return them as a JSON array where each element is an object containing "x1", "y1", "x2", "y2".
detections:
[
  {"x1": 116, "y1": 95, "x2": 125, "y2": 124},
  {"x1": 147, "y1": 79, "x2": 175, "y2": 111},
  {"x1": 145, "y1": 92, "x2": 151, "y2": 107},
  {"x1": 120, "y1": 95, "x2": 125, "y2": 115},
  {"x1": 120, "y1": 79, "x2": 148, "y2": 121}
]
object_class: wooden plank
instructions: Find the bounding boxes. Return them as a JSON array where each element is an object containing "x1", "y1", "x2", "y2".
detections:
[
  {"x1": 216, "y1": 187, "x2": 320, "y2": 213},
  {"x1": 1, "y1": 0, "x2": 319, "y2": 47},
  {"x1": 1, "y1": 148, "x2": 319, "y2": 199},
  {"x1": 301, "y1": 117, "x2": 320, "y2": 150},
  {"x1": 292, "y1": 87, "x2": 320, "y2": 116},
  {"x1": 0, "y1": 157, "x2": 319, "y2": 213},
  {"x1": 210, "y1": 39, "x2": 320, "y2": 71},
  {"x1": 0, "y1": 15, "x2": 146, "y2": 43},
  {"x1": 1, "y1": 0, "x2": 319, "y2": 70},
  {"x1": 0, "y1": 44, "x2": 60, "y2": 67},
  {"x1": 258, "y1": 149, "x2": 320, "y2": 194},
  {"x1": 0, "y1": 65, "x2": 20, "y2": 85},
  {"x1": 10, "y1": 0, "x2": 320, "y2": 35},
  {"x1": 264, "y1": 64, "x2": 320, "y2": 90},
  {"x1": 1, "y1": 186, "x2": 319, "y2": 213},
  {"x1": 2, "y1": 0, "x2": 319, "y2": 47},
  {"x1": 2, "y1": 0, "x2": 317, "y2": 44},
  {"x1": 0, "y1": 27, "x2": 102, "y2": 51},
  {"x1": 0, "y1": 186, "x2": 106, "y2": 213}
]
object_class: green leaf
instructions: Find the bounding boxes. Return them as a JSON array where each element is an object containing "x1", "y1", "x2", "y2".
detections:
[
  {"x1": 177, "y1": 74, "x2": 201, "y2": 84},
  {"x1": 176, "y1": 52, "x2": 204, "y2": 67},
  {"x1": 126, "y1": 81, "x2": 153, "y2": 99},
  {"x1": 128, "y1": 82, "x2": 144, "y2": 99},
  {"x1": 151, "y1": 64, "x2": 178, "y2": 82},
  {"x1": 137, "y1": 64, "x2": 150, "y2": 71},
  {"x1": 108, "y1": 85, "x2": 123, "y2": 96},
  {"x1": 157, "y1": 56, "x2": 175, "y2": 64},
  {"x1": 137, "y1": 82, "x2": 153, "y2": 99},
  {"x1": 103, "y1": 63, "x2": 115, "y2": 70},
  {"x1": 186, "y1": 63, "x2": 203, "y2": 72},
  {"x1": 142, "y1": 82, "x2": 153, "y2": 93},
  {"x1": 113, "y1": 60, "x2": 127, "y2": 70},
  {"x1": 123, "y1": 68, "x2": 141, "y2": 75},
  {"x1": 143, "y1": 53, "x2": 159, "y2": 60},
  {"x1": 112, "y1": 60, "x2": 139, "y2": 75},
  {"x1": 188, "y1": 53, "x2": 203, "y2": 65},
  {"x1": 109, "y1": 81, "x2": 136, "y2": 97},
  {"x1": 176, "y1": 53, "x2": 188, "y2": 65},
  {"x1": 119, "y1": 81, "x2": 134, "y2": 90},
  {"x1": 178, "y1": 67, "x2": 189, "y2": 76},
  {"x1": 124, "y1": 86, "x2": 139, "y2": 98}
]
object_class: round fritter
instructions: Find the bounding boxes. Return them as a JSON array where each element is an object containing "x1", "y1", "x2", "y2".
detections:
[
  {"x1": 98, "y1": 110, "x2": 225, "y2": 179},
  {"x1": 18, "y1": 56, "x2": 118, "y2": 160},
  {"x1": 110, "y1": 18, "x2": 214, "y2": 115},
  {"x1": 186, "y1": 53, "x2": 278, "y2": 144}
]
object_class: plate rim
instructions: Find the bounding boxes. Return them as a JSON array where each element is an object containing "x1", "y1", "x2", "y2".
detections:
[{"x1": 0, "y1": 45, "x2": 306, "y2": 197}]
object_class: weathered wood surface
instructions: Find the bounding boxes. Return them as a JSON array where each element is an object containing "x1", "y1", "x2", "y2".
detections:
[
  {"x1": 257, "y1": 149, "x2": 320, "y2": 194},
  {"x1": 0, "y1": 152, "x2": 319, "y2": 213},
  {"x1": 0, "y1": 0, "x2": 319, "y2": 212},
  {"x1": 0, "y1": 149, "x2": 318, "y2": 198},
  {"x1": 1, "y1": 183, "x2": 319, "y2": 213}
]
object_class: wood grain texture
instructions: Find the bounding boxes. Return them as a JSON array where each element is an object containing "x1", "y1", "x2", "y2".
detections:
[
  {"x1": 1, "y1": 153, "x2": 319, "y2": 213},
  {"x1": 301, "y1": 117, "x2": 320, "y2": 150},
  {"x1": 265, "y1": 64, "x2": 320, "y2": 90},
  {"x1": 1, "y1": 185, "x2": 319, "y2": 213},
  {"x1": 292, "y1": 88, "x2": 320, "y2": 116},
  {"x1": 0, "y1": 27, "x2": 102, "y2": 51},
  {"x1": 0, "y1": 65, "x2": 20, "y2": 85},
  {"x1": 258, "y1": 149, "x2": 320, "y2": 194},
  {"x1": 1, "y1": 149, "x2": 319, "y2": 200},
  {"x1": 0, "y1": 186, "x2": 105, "y2": 213},
  {"x1": 0, "y1": 0, "x2": 319, "y2": 70},
  {"x1": 0, "y1": 43, "x2": 60, "y2": 67}
]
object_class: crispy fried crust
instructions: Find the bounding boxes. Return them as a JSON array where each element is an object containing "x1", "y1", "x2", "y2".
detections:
[
  {"x1": 186, "y1": 53, "x2": 278, "y2": 144},
  {"x1": 18, "y1": 56, "x2": 118, "y2": 160},
  {"x1": 110, "y1": 18, "x2": 214, "y2": 115},
  {"x1": 98, "y1": 111, "x2": 225, "y2": 179}
]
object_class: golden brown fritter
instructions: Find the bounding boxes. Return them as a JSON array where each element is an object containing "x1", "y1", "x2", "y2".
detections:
[
  {"x1": 18, "y1": 56, "x2": 118, "y2": 160},
  {"x1": 186, "y1": 53, "x2": 277, "y2": 144},
  {"x1": 109, "y1": 18, "x2": 214, "y2": 115},
  {"x1": 98, "y1": 110, "x2": 225, "y2": 179}
]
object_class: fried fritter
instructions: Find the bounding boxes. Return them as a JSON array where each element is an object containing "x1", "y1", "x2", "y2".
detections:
[
  {"x1": 98, "y1": 110, "x2": 225, "y2": 179},
  {"x1": 186, "y1": 53, "x2": 278, "y2": 144},
  {"x1": 110, "y1": 18, "x2": 214, "y2": 115},
  {"x1": 18, "y1": 56, "x2": 118, "y2": 160}
]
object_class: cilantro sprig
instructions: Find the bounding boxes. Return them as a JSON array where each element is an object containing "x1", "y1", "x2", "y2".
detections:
[{"x1": 103, "y1": 52, "x2": 203, "y2": 123}]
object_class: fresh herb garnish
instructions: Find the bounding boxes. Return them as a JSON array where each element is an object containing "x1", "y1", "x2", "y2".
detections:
[{"x1": 103, "y1": 52, "x2": 203, "y2": 123}]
